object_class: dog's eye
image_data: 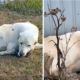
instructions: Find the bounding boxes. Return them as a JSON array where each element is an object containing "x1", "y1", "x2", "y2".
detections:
[{"x1": 27, "y1": 45, "x2": 30, "y2": 47}]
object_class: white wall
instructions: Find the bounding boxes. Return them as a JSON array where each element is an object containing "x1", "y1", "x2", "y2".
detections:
[{"x1": 44, "y1": 0, "x2": 80, "y2": 37}]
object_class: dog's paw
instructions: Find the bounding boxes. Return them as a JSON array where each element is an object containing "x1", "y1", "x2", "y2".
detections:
[{"x1": 0, "y1": 51, "x2": 5, "y2": 55}]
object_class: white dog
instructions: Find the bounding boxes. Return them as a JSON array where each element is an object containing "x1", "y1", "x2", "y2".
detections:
[
  {"x1": 44, "y1": 31, "x2": 80, "y2": 76},
  {"x1": 0, "y1": 22, "x2": 42, "y2": 57}
]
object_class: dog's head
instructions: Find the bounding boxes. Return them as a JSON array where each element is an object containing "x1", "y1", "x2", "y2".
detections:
[{"x1": 17, "y1": 31, "x2": 38, "y2": 57}]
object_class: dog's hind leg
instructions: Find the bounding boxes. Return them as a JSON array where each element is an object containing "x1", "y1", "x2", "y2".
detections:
[{"x1": 34, "y1": 43, "x2": 42, "y2": 49}]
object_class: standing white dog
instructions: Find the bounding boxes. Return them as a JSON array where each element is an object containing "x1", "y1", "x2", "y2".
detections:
[{"x1": 0, "y1": 22, "x2": 42, "y2": 57}]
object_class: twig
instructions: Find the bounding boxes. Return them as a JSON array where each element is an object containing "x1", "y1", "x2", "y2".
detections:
[
  {"x1": 51, "y1": 15, "x2": 57, "y2": 28},
  {"x1": 47, "y1": 4, "x2": 57, "y2": 28},
  {"x1": 60, "y1": 43, "x2": 65, "y2": 54},
  {"x1": 65, "y1": 33, "x2": 68, "y2": 56},
  {"x1": 67, "y1": 39, "x2": 80, "y2": 53},
  {"x1": 59, "y1": 22, "x2": 63, "y2": 27},
  {"x1": 49, "y1": 40, "x2": 56, "y2": 45},
  {"x1": 55, "y1": 14, "x2": 59, "y2": 23},
  {"x1": 65, "y1": 27, "x2": 77, "y2": 54},
  {"x1": 47, "y1": 4, "x2": 50, "y2": 11},
  {"x1": 67, "y1": 32, "x2": 74, "y2": 44},
  {"x1": 59, "y1": 9, "x2": 65, "y2": 20},
  {"x1": 65, "y1": 31, "x2": 74, "y2": 55}
]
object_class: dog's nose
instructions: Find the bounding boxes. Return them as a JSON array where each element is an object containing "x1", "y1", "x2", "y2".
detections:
[
  {"x1": 17, "y1": 51, "x2": 23, "y2": 58},
  {"x1": 19, "y1": 53, "x2": 23, "y2": 57}
]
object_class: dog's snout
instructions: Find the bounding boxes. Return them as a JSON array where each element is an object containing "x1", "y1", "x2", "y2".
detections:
[
  {"x1": 20, "y1": 53, "x2": 23, "y2": 57},
  {"x1": 17, "y1": 51, "x2": 23, "y2": 58}
]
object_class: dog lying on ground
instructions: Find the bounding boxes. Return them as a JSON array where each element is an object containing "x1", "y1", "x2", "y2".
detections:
[
  {"x1": 44, "y1": 31, "x2": 80, "y2": 77},
  {"x1": 0, "y1": 22, "x2": 42, "y2": 57}
]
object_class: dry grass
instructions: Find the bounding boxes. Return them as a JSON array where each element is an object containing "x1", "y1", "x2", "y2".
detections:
[{"x1": 0, "y1": 9, "x2": 42, "y2": 80}]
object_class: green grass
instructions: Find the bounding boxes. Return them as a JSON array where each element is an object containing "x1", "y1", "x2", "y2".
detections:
[{"x1": 2, "y1": 0, "x2": 42, "y2": 16}]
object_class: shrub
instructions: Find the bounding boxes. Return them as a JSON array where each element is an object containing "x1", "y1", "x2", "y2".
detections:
[{"x1": 4, "y1": 0, "x2": 42, "y2": 16}]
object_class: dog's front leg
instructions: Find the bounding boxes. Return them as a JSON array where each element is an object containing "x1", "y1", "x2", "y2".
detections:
[
  {"x1": 0, "y1": 50, "x2": 15, "y2": 55},
  {"x1": 49, "y1": 56, "x2": 58, "y2": 76},
  {"x1": 34, "y1": 43, "x2": 42, "y2": 49}
]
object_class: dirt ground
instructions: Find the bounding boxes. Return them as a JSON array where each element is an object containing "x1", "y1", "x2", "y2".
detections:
[{"x1": 0, "y1": 9, "x2": 42, "y2": 80}]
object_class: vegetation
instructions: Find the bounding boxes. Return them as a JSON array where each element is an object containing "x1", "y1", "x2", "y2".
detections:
[{"x1": 2, "y1": 0, "x2": 42, "y2": 16}]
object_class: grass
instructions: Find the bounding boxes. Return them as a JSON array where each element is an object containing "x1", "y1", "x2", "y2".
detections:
[
  {"x1": 0, "y1": 1, "x2": 42, "y2": 79},
  {"x1": 0, "y1": 52, "x2": 42, "y2": 80},
  {"x1": 1, "y1": 0, "x2": 42, "y2": 16}
]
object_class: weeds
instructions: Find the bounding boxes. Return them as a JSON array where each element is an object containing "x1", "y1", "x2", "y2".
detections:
[{"x1": 1, "y1": 0, "x2": 42, "y2": 16}]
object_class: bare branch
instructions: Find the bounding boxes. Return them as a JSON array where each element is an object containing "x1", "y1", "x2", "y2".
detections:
[
  {"x1": 47, "y1": 4, "x2": 57, "y2": 28},
  {"x1": 51, "y1": 15, "x2": 57, "y2": 27},
  {"x1": 65, "y1": 27, "x2": 77, "y2": 54},
  {"x1": 60, "y1": 43, "x2": 65, "y2": 54},
  {"x1": 55, "y1": 15, "x2": 60, "y2": 28},
  {"x1": 67, "y1": 32, "x2": 74, "y2": 44},
  {"x1": 65, "y1": 31, "x2": 74, "y2": 55},
  {"x1": 47, "y1": 4, "x2": 50, "y2": 11},
  {"x1": 49, "y1": 40, "x2": 57, "y2": 46},
  {"x1": 66, "y1": 27, "x2": 77, "y2": 52},
  {"x1": 67, "y1": 39, "x2": 80, "y2": 53},
  {"x1": 59, "y1": 9, "x2": 65, "y2": 20},
  {"x1": 55, "y1": 14, "x2": 58, "y2": 22},
  {"x1": 59, "y1": 22, "x2": 63, "y2": 27}
]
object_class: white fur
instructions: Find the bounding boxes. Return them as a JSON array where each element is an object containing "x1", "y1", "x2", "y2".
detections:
[
  {"x1": 0, "y1": 22, "x2": 42, "y2": 57},
  {"x1": 44, "y1": 31, "x2": 80, "y2": 76}
]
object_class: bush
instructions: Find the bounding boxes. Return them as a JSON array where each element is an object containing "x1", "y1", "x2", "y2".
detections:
[{"x1": 4, "y1": 0, "x2": 42, "y2": 16}]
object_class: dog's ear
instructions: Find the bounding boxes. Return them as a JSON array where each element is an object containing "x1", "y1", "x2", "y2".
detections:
[{"x1": 34, "y1": 42, "x2": 37, "y2": 45}]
